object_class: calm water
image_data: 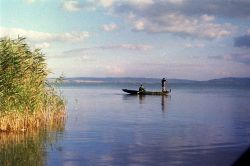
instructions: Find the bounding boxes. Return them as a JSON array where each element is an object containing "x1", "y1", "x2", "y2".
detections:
[{"x1": 1, "y1": 84, "x2": 250, "y2": 166}]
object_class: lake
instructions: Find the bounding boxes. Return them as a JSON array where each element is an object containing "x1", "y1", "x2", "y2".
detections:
[{"x1": 1, "y1": 83, "x2": 250, "y2": 166}]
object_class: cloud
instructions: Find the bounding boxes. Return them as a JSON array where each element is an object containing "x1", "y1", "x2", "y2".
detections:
[
  {"x1": 64, "y1": 43, "x2": 153, "y2": 54},
  {"x1": 63, "y1": 0, "x2": 97, "y2": 11},
  {"x1": 63, "y1": 0, "x2": 250, "y2": 19},
  {"x1": 61, "y1": 0, "x2": 248, "y2": 39},
  {"x1": 118, "y1": 44, "x2": 152, "y2": 51},
  {"x1": 210, "y1": 53, "x2": 250, "y2": 65},
  {"x1": 62, "y1": 0, "x2": 114, "y2": 12},
  {"x1": 167, "y1": 0, "x2": 184, "y2": 5},
  {"x1": 105, "y1": 65, "x2": 125, "y2": 75},
  {"x1": 101, "y1": 23, "x2": 118, "y2": 32},
  {"x1": 112, "y1": 1, "x2": 236, "y2": 39},
  {"x1": 133, "y1": 19, "x2": 145, "y2": 31},
  {"x1": 63, "y1": 0, "x2": 81, "y2": 11},
  {"x1": 130, "y1": 13, "x2": 234, "y2": 39},
  {"x1": 125, "y1": 0, "x2": 154, "y2": 9},
  {"x1": 88, "y1": 0, "x2": 239, "y2": 39},
  {"x1": 0, "y1": 27, "x2": 89, "y2": 43},
  {"x1": 34, "y1": 42, "x2": 50, "y2": 49},
  {"x1": 129, "y1": 0, "x2": 250, "y2": 19},
  {"x1": 99, "y1": 0, "x2": 114, "y2": 7},
  {"x1": 184, "y1": 43, "x2": 205, "y2": 48}
]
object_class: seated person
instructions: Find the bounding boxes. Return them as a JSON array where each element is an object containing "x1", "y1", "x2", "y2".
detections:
[{"x1": 139, "y1": 84, "x2": 145, "y2": 92}]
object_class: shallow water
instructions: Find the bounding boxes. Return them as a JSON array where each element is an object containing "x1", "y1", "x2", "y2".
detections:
[{"x1": 1, "y1": 84, "x2": 250, "y2": 166}]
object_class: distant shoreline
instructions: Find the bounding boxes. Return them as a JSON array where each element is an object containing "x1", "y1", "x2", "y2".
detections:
[{"x1": 49, "y1": 77, "x2": 250, "y2": 85}]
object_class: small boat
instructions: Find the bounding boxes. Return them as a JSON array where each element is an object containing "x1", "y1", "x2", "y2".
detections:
[{"x1": 122, "y1": 89, "x2": 170, "y2": 95}]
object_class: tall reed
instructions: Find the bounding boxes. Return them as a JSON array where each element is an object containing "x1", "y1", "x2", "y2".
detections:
[{"x1": 0, "y1": 37, "x2": 65, "y2": 132}]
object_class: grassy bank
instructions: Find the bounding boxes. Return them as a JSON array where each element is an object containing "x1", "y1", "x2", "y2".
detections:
[{"x1": 0, "y1": 37, "x2": 65, "y2": 132}]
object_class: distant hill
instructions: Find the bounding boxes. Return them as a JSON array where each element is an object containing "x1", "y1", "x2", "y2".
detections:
[
  {"x1": 57, "y1": 77, "x2": 198, "y2": 84},
  {"x1": 51, "y1": 77, "x2": 250, "y2": 85},
  {"x1": 207, "y1": 77, "x2": 250, "y2": 82},
  {"x1": 206, "y1": 77, "x2": 250, "y2": 85}
]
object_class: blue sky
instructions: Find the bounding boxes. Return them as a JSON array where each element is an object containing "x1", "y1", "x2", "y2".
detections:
[{"x1": 1, "y1": 0, "x2": 250, "y2": 80}]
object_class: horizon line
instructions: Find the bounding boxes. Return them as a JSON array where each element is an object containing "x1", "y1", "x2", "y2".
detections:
[{"x1": 48, "y1": 76, "x2": 250, "y2": 82}]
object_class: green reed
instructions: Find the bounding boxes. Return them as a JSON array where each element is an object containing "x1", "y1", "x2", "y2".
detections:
[{"x1": 0, "y1": 37, "x2": 65, "y2": 132}]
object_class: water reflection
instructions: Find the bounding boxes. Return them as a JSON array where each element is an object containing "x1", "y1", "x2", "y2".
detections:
[
  {"x1": 0, "y1": 120, "x2": 65, "y2": 166},
  {"x1": 161, "y1": 95, "x2": 168, "y2": 112},
  {"x1": 138, "y1": 95, "x2": 145, "y2": 104},
  {"x1": 122, "y1": 94, "x2": 170, "y2": 112},
  {"x1": 44, "y1": 87, "x2": 250, "y2": 166},
  {"x1": 122, "y1": 94, "x2": 137, "y2": 100}
]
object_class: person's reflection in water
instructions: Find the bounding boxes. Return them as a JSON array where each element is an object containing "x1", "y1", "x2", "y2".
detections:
[
  {"x1": 138, "y1": 95, "x2": 145, "y2": 104},
  {"x1": 161, "y1": 95, "x2": 169, "y2": 112}
]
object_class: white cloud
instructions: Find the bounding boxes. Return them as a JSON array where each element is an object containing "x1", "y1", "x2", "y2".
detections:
[
  {"x1": 198, "y1": 23, "x2": 233, "y2": 39},
  {"x1": 94, "y1": 0, "x2": 238, "y2": 39},
  {"x1": 201, "y1": 14, "x2": 215, "y2": 22},
  {"x1": 134, "y1": 19, "x2": 145, "y2": 31},
  {"x1": 60, "y1": 0, "x2": 238, "y2": 39},
  {"x1": 184, "y1": 43, "x2": 205, "y2": 48},
  {"x1": 99, "y1": 0, "x2": 114, "y2": 7},
  {"x1": 64, "y1": 43, "x2": 153, "y2": 54},
  {"x1": 63, "y1": 0, "x2": 81, "y2": 12},
  {"x1": 35, "y1": 42, "x2": 50, "y2": 49},
  {"x1": 166, "y1": 0, "x2": 185, "y2": 5},
  {"x1": 59, "y1": 31, "x2": 89, "y2": 42},
  {"x1": 0, "y1": 27, "x2": 89, "y2": 43},
  {"x1": 126, "y1": 0, "x2": 154, "y2": 8},
  {"x1": 94, "y1": 43, "x2": 153, "y2": 51},
  {"x1": 105, "y1": 65, "x2": 125, "y2": 75},
  {"x1": 63, "y1": 0, "x2": 153, "y2": 12},
  {"x1": 119, "y1": 44, "x2": 152, "y2": 51},
  {"x1": 101, "y1": 23, "x2": 118, "y2": 32},
  {"x1": 63, "y1": 0, "x2": 97, "y2": 11},
  {"x1": 131, "y1": 13, "x2": 235, "y2": 39}
]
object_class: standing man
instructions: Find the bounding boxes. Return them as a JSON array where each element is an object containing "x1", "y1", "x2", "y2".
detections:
[{"x1": 161, "y1": 78, "x2": 167, "y2": 92}]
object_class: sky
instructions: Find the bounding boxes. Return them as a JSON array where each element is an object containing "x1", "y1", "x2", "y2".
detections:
[{"x1": 1, "y1": 0, "x2": 250, "y2": 80}]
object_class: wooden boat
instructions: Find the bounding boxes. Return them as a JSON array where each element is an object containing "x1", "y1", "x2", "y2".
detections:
[{"x1": 122, "y1": 89, "x2": 170, "y2": 95}]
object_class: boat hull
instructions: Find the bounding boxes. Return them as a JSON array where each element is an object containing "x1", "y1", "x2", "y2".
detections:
[{"x1": 122, "y1": 89, "x2": 170, "y2": 95}]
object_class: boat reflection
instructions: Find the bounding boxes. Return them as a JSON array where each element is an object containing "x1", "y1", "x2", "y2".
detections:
[{"x1": 122, "y1": 94, "x2": 170, "y2": 112}]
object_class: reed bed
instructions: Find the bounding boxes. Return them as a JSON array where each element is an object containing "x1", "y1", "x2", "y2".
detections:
[
  {"x1": 0, "y1": 37, "x2": 66, "y2": 132},
  {"x1": 0, "y1": 115, "x2": 65, "y2": 146}
]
